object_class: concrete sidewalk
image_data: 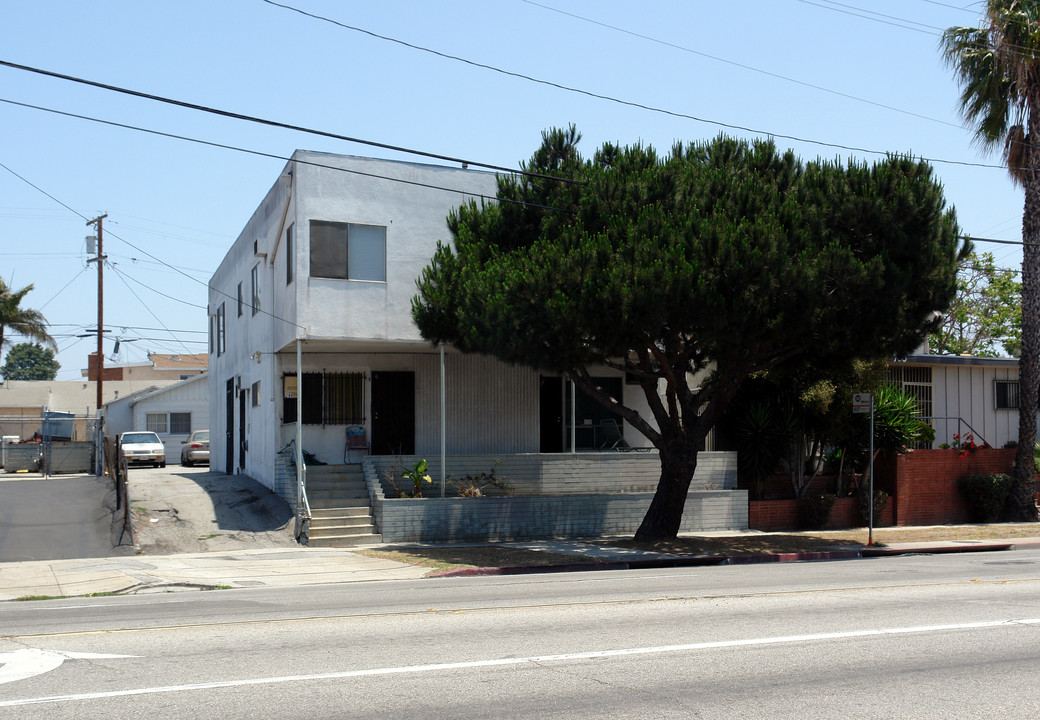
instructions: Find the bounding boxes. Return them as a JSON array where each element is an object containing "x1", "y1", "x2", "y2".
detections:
[{"x1": 2, "y1": 534, "x2": 1038, "y2": 601}]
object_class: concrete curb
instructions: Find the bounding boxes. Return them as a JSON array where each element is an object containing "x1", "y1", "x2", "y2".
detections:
[{"x1": 428, "y1": 542, "x2": 1018, "y2": 578}]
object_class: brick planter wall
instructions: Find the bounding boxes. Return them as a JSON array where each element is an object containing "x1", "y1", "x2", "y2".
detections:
[
  {"x1": 879, "y1": 448, "x2": 1016, "y2": 526},
  {"x1": 749, "y1": 497, "x2": 894, "y2": 532},
  {"x1": 749, "y1": 448, "x2": 1018, "y2": 531}
]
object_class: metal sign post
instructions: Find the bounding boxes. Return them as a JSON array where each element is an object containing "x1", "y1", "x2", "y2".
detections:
[{"x1": 852, "y1": 393, "x2": 875, "y2": 546}]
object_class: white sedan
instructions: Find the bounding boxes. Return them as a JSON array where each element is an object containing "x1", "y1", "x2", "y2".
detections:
[{"x1": 120, "y1": 431, "x2": 166, "y2": 468}]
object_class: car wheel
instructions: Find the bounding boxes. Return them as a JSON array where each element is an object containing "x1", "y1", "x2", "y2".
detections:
[
  {"x1": 182, "y1": 459, "x2": 191, "y2": 467},
  {"x1": 159, "y1": 461, "x2": 166, "y2": 468}
]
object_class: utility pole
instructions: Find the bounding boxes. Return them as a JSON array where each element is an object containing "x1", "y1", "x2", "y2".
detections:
[{"x1": 86, "y1": 214, "x2": 107, "y2": 413}]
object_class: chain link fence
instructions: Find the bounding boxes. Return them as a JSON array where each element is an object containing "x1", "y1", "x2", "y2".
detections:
[{"x1": 0, "y1": 413, "x2": 104, "y2": 475}]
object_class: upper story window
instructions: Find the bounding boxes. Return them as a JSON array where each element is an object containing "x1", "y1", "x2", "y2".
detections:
[
  {"x1": 251, "y1": 264, "x2": 261, "y2": 316},
  {"x1": 309, "y1": 220, "x2": 386, "y2": 282},
  {"x1": 286, "y1": 224, "x2": 294, "y2": 285},
  {"x1": 216, "y1": 303, "x2": 226, "y2": 356},
  {"x1": 237, "y1": 282, "x2": 243, "y2": 317},
  {"x1": 996, "y1": 379, "x2": 1020, "y2": 410}
]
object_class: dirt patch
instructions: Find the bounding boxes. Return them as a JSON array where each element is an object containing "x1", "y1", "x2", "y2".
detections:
[
  {"x1": 357, "y1": 546, "x2": 600, "y2": 574},
  {"x1": 358, "y1": 524, "x2": 1040, "y2": 575},
  {"x1": 604, "y1": 524, "x2": 1040, "y2": 557},
  {"x1": 129, "y1": 466, "x2": 298, "y2": 554}
]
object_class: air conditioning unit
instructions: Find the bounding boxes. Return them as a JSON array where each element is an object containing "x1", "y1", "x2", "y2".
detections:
[{"x1": 253, "y1": 239, "x2": 267, "y2": 259}]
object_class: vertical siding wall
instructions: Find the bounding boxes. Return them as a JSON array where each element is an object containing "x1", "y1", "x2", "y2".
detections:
[
  {"x1": 362, "y1": 452, "x2": 747, "y2": 542},
  {"x1": 415, "y1": 354, "x2": 541, "y2": 455},
  {"x1": 929, "y1": 364, "x2": 1018, "y2": 449}
]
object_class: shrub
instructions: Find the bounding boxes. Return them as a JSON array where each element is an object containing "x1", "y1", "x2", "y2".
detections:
[
  {"x1": 448, "y1": 459, "x2": 514, "y2": 497},
  {"x1": 800, "y1": 493, "x2": 836, "y2": 530},
  {"x1": 855, "y1": 489, "x2": 889, "y2": 527},
  {"x1": 957, "y1": 473, "x2": 1013, "y2": 523}
]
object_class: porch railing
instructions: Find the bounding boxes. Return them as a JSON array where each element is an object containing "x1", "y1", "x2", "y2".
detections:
[
  {"x1": 923, "y1": 416, "x2": 990, "y2": 449},
  {"x1": 284, "y1": 438, "x2": 311, "y2": 540}
]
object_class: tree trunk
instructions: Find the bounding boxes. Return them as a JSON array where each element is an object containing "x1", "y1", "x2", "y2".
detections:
[
  {"x1": 1011, "y1": 106, "x2": 1040, "y2": 522},
  {"x1": 634, "y1": 442, "x2": 700, "y2": 541}
]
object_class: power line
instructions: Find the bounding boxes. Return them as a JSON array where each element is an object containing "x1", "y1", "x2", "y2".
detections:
[
  {"x1": 0, "y1": 97, "x2": 567, "y2": 213},
  {"x1": 107, "y1": 264, "x2": 195, "y2": 355},
  {"x1": 0, "y1": 59, "x2": 580, "y2": 186},
  {"x1": 253, "y1": 2, "x2": 1008, "y2": 171},
  {"x1": 521, "y1": 0, "x2": 961, "y2": 129},
  {"x1": 794, "y1": 0, "x2": 940, "y2": 34}
]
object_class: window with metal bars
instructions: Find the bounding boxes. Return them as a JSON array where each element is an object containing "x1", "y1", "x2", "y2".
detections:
[
  {"x1": 995, "y1": 380, "x2": 1020, "y2": 410},
  {"x1": 283, "y1": 371, "x2": 365, "y2": 425}
]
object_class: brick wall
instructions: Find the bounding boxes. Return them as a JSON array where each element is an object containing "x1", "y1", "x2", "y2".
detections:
[
  {"x1": 361, "y1": 453, "x2": 747, "y2": 542},
  {"x1": 749, "y1": 497, "x2": 894, "y2": 532},
  {"x1": 749, "y1": 448, "x2": 1018, "y2": 531},
  {"x1": 879, "y1": 448, "x2": 1015, "y2": 527},
  {"x1": 374, "y1": 491, "x2": 749, "y2": 543}
]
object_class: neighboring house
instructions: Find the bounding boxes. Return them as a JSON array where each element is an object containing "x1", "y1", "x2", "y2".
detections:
[
  {"x1": 84, "y1": 352, "x2": 207, "y2": 382},
  {"x1": 0, "y1": 379, "x2": 177, "y2": 440},
  {"x1": 889, "y1": 353, "x2": 1023, "y2": 449},
  {"x1": 103, "y1": 374, "x2": 209, "y2": 458},
  {"x1": 208, "y1": 151, "x2": 661, "y2": 490}
]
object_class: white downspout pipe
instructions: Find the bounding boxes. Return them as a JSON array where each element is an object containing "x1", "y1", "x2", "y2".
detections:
[{"x1": 296, "y1": 339, "x2": 304, "y2": 497}]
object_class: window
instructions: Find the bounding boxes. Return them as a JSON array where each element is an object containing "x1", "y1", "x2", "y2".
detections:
[
  {"x1": 251, "y1": 264, "x2": 261, "y2": 315},
  {"x1": 309, "y1": 220, "x2": 386, "y2": 282},
  {"x1": 147, "y1": 412, "x2": 191, "y2": 434},
  {"x1": 237, "y1": 282, "x2": 243, "y2": 317},
  {"x1": 887, "y1": 365, "x2": 933, "y2": 449},
  {"x1": 146, "y1": 413, "x2": 167, "y2": 433},
  {"x1": 170, "y1": 413, "x2": 191, "y2": 434},
  {"x1": 286, "y1": 224, "x2": 294, "y2": 285},
  {"x1": 209, "y1": 315, "x2": 213, "y2": 354},
  {"x1": 251, "y1": 380, "x2": 261, "y2": 407},
  {"x1": 283, "y1": 371, "x2": 365, "y2": 425},
  {"x1": 996, "y1": 379, "x2": 1020, "y2": 410},
  {"x1": 216, "y1": 303, "x2": 225, "y2": 356}
]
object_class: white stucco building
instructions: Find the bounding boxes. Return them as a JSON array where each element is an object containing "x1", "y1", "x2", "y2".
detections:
[{"x1": 208, "y1": 151, "x2": 660, "y2": 492}]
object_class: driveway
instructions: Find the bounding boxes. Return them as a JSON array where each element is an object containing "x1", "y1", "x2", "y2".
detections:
[
  {"x1": 128, "y1": 465, "x2": 298, "y2": 554},
  {"x1": 0, "y1": 473, "x2": 135, "y2": 562}
]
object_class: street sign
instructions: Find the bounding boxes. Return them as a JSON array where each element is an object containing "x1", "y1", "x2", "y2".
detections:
[{"x1": 852, "y1": 393, "x2": 872, "y2": 414}]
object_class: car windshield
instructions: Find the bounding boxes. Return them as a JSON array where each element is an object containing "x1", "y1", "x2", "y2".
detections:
[
  {"x1": 195, "y1": 431, "x2": 209, "y2": 442},
  {"x1": 123, "y1": 433, "x2": 161, "y2": 445}
]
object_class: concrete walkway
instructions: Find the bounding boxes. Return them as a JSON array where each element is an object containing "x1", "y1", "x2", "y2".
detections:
[{"x1": 3, "y1": 534, "x2": 1039, "y2": 601}]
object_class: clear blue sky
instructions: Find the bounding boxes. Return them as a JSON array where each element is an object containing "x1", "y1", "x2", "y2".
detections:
[{"x1": 0, "y1": 0, "x2": 1017, "y2": 380}]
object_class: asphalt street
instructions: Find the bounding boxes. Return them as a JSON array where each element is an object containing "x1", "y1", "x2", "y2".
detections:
[
  {"x1": 2, "y1": 546, "x2": 1039, "y2": 718},
  {"x1": 0, "y1": 475, "x2": 132, "y2": 562}
]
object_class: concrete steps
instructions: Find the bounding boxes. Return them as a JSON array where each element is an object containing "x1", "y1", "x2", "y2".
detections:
[{"x1": 304, "y1": 464, "x2": 381, "y2": 547}]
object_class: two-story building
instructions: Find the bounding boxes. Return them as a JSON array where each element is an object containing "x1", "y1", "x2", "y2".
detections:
[{"x1": 208, "y1": 152, "x2": 668, "y2": 489}]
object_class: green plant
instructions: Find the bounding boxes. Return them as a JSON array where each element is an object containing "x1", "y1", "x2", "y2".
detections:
[
  {"x1": 950, "y1": 433, "x2": 991, "y2": 458},
  {"x1": 855, "y1": 489, "x2": 889, "y2": 527},
  {"x1": 957, "y1": 473, "x2": 1013, "y2": 523},
  {"x1": 401, "y1": 458, "x2": 432, "y2": 498},
  {"x1": 448, "y1": 459, "x2": 514, "y2": 497},
  {"x1": 873, "y1": 385, "x2": 934, "y2": 453},
  {"x1": 799, "y1": 494, "x2": 836, "y2": 530},
  {"x1": 733, "y1": 400, "x2": 786, "y2": 500}
]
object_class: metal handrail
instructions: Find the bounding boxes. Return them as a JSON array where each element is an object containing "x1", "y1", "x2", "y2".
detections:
[
  {"x1": 922, "y1": 416, "x2": 991, "y2": 449},
  {"x1": 284, "y1": 438, "x2": 311, "y2": 540}
]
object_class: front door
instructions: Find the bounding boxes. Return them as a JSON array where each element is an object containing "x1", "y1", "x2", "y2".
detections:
[
  {"x1": 225, "y1": 378, "x2": 234, "y2": 475},
  {"x1": 539, "y1": 376, "x2": 563, "y2": 453},
  {"x1": 239, "y1": 387, "x2": 247, "y2": 470},
  {"x1": 371, "y1": 371, "x2": 415, "y2": 455}
]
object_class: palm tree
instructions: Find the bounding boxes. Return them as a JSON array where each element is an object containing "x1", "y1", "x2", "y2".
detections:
[
  {"x1": 942, "y1": 2, "x2": 1040, "y2": 522},
  {"x1": 0, "y1": 279, "x2": 56, "y2": 369}
]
